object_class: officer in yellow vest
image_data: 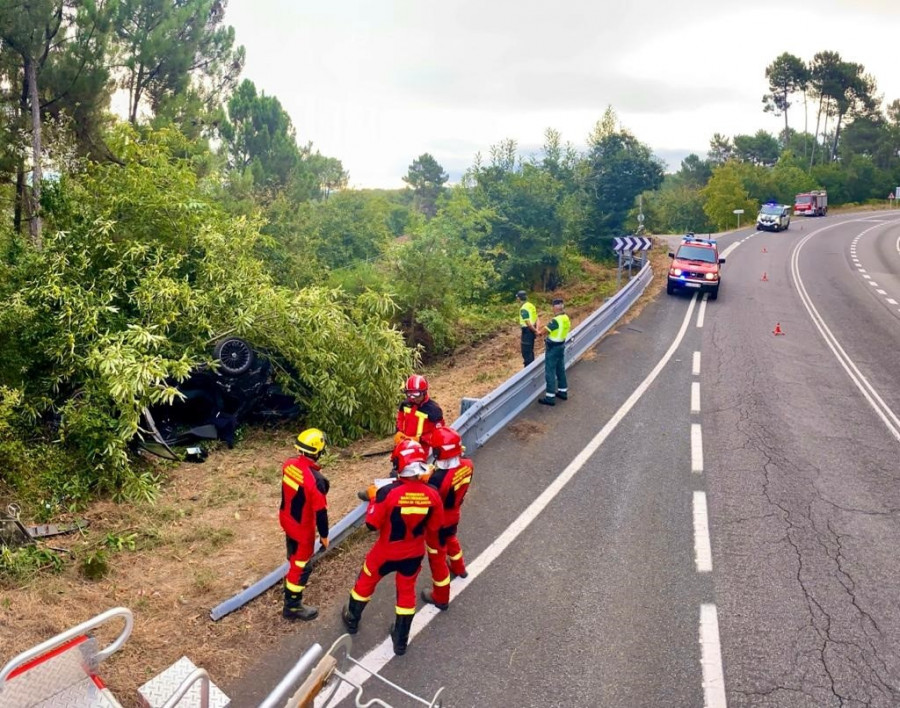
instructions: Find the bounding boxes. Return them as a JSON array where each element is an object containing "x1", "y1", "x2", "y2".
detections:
[
  {"x1": 538, "y1": 298, "x2": 571, "y2": 406},
  {"x1": 516, "y1": 290, "x2": 539, "y2": 367}
]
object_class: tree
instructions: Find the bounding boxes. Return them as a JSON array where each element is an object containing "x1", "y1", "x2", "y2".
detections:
[
  {"x1": 675, "y1": 154, "x2": 712, "y2": 189},
  {"x1": 220, "y1": 79, "x2": 300, "y2": 197},
  {"x1": 707, "y1": 133, "x2": 734, "y2": 166},
  {"x1": 113, "y1": 0, "x2": 243, "y2": 126},
  {"x1": 701, "y1": 163, "x2": 757, "y2": 230},
  {"x1": 733, "y1": 130, "x2": 780, "y2": 167},
  {"x1": 403, "y1": 153, "x2": 448, "y2": 218},
  {"x1": 581, "y1": 113, "x2": 664, "y2": 255},
  {"x1": 808, "y1": 51, "x2": 844, "y2": 167},
  {"x1": 762, "y1": 53, "x2": 808, "y2": 143}
]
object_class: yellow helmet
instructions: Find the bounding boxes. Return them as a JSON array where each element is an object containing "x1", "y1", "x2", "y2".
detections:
[{"x1": 295, "y1": 428, "x2": 327, "y2": 457}]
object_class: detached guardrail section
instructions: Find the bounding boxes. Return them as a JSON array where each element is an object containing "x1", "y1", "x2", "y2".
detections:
[{"x1": 210, "y1": 262, "x2": 653, "y2": 621}]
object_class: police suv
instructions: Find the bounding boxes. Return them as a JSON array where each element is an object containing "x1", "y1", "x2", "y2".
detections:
[{"x1": 756, "y1": 203, "x2": 791, "y2": 232}]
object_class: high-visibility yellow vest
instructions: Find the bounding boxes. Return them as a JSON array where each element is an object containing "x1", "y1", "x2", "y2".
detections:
[
  {"x1": 547, "y1": 314, "x2": 570, "y2": 343},
  {"x1": 519, "y1": 301, "x2": 537, "y2": 327}
]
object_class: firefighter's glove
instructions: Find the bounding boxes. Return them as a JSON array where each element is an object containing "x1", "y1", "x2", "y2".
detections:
[{"x1": 320, "y1": 536, "x2": 329, "y2": 549}]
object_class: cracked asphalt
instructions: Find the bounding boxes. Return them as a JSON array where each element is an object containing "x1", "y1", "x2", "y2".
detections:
[{"x1": 704, "y1": 214, "x2": 900, "y2": 707}]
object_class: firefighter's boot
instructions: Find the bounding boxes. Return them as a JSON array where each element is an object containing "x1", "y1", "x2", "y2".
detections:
[
  {"x1": 283, "y1": 590, "x2": 318, "y2": 621},
  {"x1": 341, "y1": 597, "x2": 366, "y2": 634},
  {"x1": 420, "y1": 589, "x2": 449, "y2": 611},
  {"x1": 390, "y1": 613, "x2": 415, "y2": 656}
]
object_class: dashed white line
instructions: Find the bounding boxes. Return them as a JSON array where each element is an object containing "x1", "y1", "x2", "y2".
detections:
[
  {"x1": 888, "y1": 299, "x2": 898, "y2": 305},
  {"x1": 691, "y1": 382, "x2": 701, "y2": 413},
  {"x1": 691, "y1": 424, "x2": 704, "y2": 473},
  {"x1": 869, "y1": 281, "x2": 879, "y2": 287},
  {"x1": 877, "y1": 289, "x2": 887, "y2": 295},
  {"x1": 693, "y1": 491, "x2": 713, "y2": 572},
  {"x1": 700, "y1": 604, "x2": 728, "y2": 708},
  {"x1": 693, "y1": 351, "x2": 701, "y2": 376},
  {"x1": 696, "y1": 296, "x2": 708, "y2": 328},
  {"x1": 863, "y1": 274, "x2": 872, "y2": 279}
]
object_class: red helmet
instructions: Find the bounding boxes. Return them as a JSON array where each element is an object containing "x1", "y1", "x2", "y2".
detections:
[
  {"x1": 430, "y1": 426, "x2": 462, "y2": 460},
  {"x1": 404, "y1": 375, "x2": 428, "y2": 401},
  {"x1": 391, "y1": 439, "x2": 428, "y2": 477}
]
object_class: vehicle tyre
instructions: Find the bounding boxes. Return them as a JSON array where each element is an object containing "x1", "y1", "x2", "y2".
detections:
[
  {"x1": 213, "y1": 337, "x2": 255, "y2": 376},
  {"x1": 709, "y1": 287, "x2": 719, "y2": 301},
  {"x1": 666, "y1": 281, "x2": 675, "y2": 295}
]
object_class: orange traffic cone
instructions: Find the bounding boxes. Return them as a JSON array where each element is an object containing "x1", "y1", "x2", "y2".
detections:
[
  {"x1": 773, "y1": 322, "x2": 785, "y2": 336},
  {"x1": 761, "y1": 272, "x2": 768, "y2": 282},
  {"x1": 761, "y1": 246, "x2": 768, "y2": 254}
]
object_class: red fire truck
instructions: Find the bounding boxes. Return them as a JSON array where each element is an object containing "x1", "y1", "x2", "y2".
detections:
[{"x1": 794, "y1": 190, "x2": 828, "y2": 216}]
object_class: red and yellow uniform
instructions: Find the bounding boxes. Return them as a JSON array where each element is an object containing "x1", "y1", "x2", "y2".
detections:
[
  {"x1": 342, "y1": 439, "x2": 443, "y2": 656},
  {"x1": 395, "y1": 398, "x2": 444, "y2": 454},
  {"x1": 280, "y1": 453, "x2": 328, "y2": 617},
  {"x1": 425, "y1": 456, "x2": 474, "y2": 604}
]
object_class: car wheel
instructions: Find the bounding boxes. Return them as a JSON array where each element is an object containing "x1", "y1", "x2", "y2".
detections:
[
  {"x1": 213, "y1": 337, "x2": 255, "y2": 376},
  {"x1": 667, "y1": 282, "x2": 675, "y2": 295},
  {"x1": 709, "y1": 287, "x2": 719, "y2": 301}
]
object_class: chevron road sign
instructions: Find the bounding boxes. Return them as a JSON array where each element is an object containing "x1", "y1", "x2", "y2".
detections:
[{"x1": 613, "y1": 236, "x2": 652, "y2": 252}]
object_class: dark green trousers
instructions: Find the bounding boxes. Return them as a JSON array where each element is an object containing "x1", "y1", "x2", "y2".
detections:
[{"x1": 544, "y1": 343, "x2": 567, "y2": 396}]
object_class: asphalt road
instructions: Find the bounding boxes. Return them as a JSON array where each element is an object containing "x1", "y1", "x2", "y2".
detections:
[{"x1": 229, "y1": 211, "x2": 900, "y2": 708}]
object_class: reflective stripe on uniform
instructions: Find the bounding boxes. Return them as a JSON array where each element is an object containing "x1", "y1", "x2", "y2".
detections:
[
  {"x1": 400, "y1": 506, "x2": 429, "y2": 515},
  {"x1": 351, "y1": 589, "x2": 371, "y2": 602},
  {"x1": 453, "y1": 477, "x2": 471, "y2": 491},
  {"x1": 282, "y1": 475, "x2": 299, "y2": 491},
  {"x1": 434, "y1": 575, "x2": 450, "y2": 587},
  {"x1": 363, "y1": 563, "x2": 372, "y2": 576},
  {"x1": 395, "y1": 606, "x2": 416, "y2": 615},
  {"x1": 425, "y1": 544, "x2": 438, "y2": 555},
  {"x1": 294, "y1": 559, "x2": 306, "y2": 568},
  {"x1": 414, "y1": 410, "x2": 428, "y2": 437},
  {"x1": 285, "y1": 580, "x2": 304, "y2": 593},
  {"x1": 449, "y1": 551, "x2": 463, "y2": 561}
]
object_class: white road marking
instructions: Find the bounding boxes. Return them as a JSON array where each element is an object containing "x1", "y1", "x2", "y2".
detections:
[
  {"x1": 863, "y1": 274, "x2": 871, "y2": 279},
  {"x1": 792, "y1": 221, "x2": 900, "y2": 442},
  {"x1": 877, "y1": 289, "x2": 887, "y2": 295},
  {"x1": 319, "y1": 295, "x2": 704, "y2": 707},
  {"x1": 691, "y1": 382, "x2": 701, "y2": 413},
  {"x1": 691, "y1": 424, "x2": 704, "y2": 473},
  {"x1": 700, "y1": 604, "x2": 728, "y2": 708},
  {"x1": 888, "y1": 299, "x2": 898, "y2": 305},
  {"x1": 697, "y1": 296, "x2": 708, "y2": 328},
  {"x1": 693, "y1": 492, "x2": 713, "y2": 572},
  {"x1": 693, "y1": 351, "x2": 701, "y2": 376},
  {"x1": 869, "y1": 281, "x2": 879, "y2": 287}
]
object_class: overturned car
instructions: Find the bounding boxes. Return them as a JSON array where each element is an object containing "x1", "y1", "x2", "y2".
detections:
[{"x1": 137, "y1": 337, "x2": 302, "y2": 461}]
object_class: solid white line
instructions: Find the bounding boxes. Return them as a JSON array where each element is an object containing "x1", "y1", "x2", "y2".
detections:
[
  {"x1": 791, "y1": 221, "x2": 900, "y2": 442},
  {"x1": 693, "y1": 492, "x2": 713, "y2": 572},
  {"x1": 693, "y1": 351, "x2": 701, "y2": 376},
  {"x1": 691, "y1": 382, "x2": 701, "y2": 413},
  {"x1": 691, "y1": 424, "x2": 704, "y2": 473},
  {"x1": 697, "y1": 296, "x2": 708, "y2": 328},
  {"x1": 319, "y1": 295, "x2": 703, "y2": 707},
  {"x1": 700, "y1": 604, "x2": 728, "y2": 708}
]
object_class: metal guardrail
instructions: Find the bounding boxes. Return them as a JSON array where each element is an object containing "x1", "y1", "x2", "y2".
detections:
[{"x1": 210, "y1": 263, "x2": 653, "y2": 620}]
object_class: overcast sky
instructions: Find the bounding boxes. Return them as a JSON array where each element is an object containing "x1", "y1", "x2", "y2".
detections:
[{"x1": 226, "y1": 0, "x2": 900, "y2": 188}]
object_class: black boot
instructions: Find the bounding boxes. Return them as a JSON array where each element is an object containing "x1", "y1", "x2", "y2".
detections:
[
  {"x1": 341, "y1": 597, "x2": 366, "y2": 634},
  {"x1": 390, "y1": 613, "x2": 415, "y2": 656},
  {"x1": 283, "y1": 590, "x2": 318, "y2": 621},
  {"x1": 538, "y1": 396, "x2": 555, "y2": 406},
  {"x1": 556, "y1": 391, "x2": 568, "y2": 400},
  {"x1": 420, "y1": 589, "x2": 449, "y2": 611}
]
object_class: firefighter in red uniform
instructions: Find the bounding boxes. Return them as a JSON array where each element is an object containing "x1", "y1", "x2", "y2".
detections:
[
  {"x1": 420, "y1": 426, "x2": 473, "y2": 610},
  {"x1": 395, "y1": 375, "x2": 445, "y2": 457},
  {"x1": 280, "y1": 428, "x2": 330, "y2": 621},
  {"x1": 342, "y1": 440, "x2": 444, "y2": 655}
]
